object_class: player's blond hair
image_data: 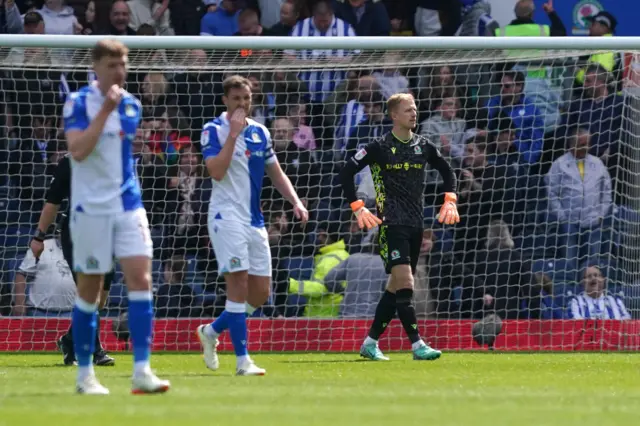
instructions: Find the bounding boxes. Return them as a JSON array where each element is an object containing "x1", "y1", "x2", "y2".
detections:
[
  {"x1": 386, "y1": 93, "x2": 415, "y2": 117},
  {"x1": 92, "y1": 39, "x2": 128, "y2": 63}
]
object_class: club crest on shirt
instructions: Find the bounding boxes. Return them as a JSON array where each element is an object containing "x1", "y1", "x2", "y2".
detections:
[
  {"x1": 86, "y1": 256, "x2": 99, "y2": 270},
  {"x1": 354, "y1": 148, "x2": 367, "y2": 160},
  {"x1": 414, "y1": 145, "x2": 422, "y2": 155},
  {"x1": 391, "y1": 250, "x2": 400, "y2": 260},
  {"x1": 250, "y1": 132, "x2": 262, "y2": 144}
]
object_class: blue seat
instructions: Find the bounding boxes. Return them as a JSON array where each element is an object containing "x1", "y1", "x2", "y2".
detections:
[
  {"x1": 0, "y1": 226, "x2": 33, "y2": 252},
  {"x1": 284, "y1": 256, "x2": 314, "y2": 281},
  {"x1": 531, "y1": 259, "x2": 576, "y2": 284}
]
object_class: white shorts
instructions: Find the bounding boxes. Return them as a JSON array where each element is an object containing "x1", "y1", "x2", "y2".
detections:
[
  {"x1": 70, "y1": 207, "x2": 153, "y2": 274},
  {"x1": 208, "y1": 218, "x2": 271, "y2": 277}
]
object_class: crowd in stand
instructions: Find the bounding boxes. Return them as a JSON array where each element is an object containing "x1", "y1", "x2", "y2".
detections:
[{"x1": 0, "y1": 0, "x2": 636, "y2": 321}]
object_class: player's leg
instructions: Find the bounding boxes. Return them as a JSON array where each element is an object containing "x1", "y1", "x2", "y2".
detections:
[
  {"x1": 57, "y1": 228, "x2": 78, "y2": 365},
  {"x1": 360, "y1": 226, "x2": 395, "y2": 361},
  {"x1": 398, "y1": 228, "x2": 440, "y2": 361},
  {"x1": 116, "y1": 208, "x2": 169, "y2": 394},
  {"x1": 69, "y1": 211, "x2": 112, "y2": 394},
  {"x1": 196, "y1": 219, "x2": 246, "y2": 370},
  {"x1": 93, "y1": 272, "x2": 115, "y2": 366}
]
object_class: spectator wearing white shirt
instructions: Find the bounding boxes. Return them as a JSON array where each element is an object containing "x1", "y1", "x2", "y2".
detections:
[
  {"x1": 37, "y1": 0, "x2": 81, "y2": 35},
  {"x1": 285, "y1": 0, "x2": 358, "y2": 104},
  {"x1": 127, "y1": 0, "x2": 174, "y2": 35},
  {"x1": 419, "y1": 94, "x2": 467, "y2": 161},
  {"x1": 569, "y1": 265, "x2": 631, "y2": 320},
  {"x1": 13, "y1": 234, "x2": 77, "y2": 316},
  {"x1": 1, "y1": 0, "x2": 24, "y2": 34}
]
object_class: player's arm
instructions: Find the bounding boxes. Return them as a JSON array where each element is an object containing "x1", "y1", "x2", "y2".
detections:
[
  {"x1": 339, "y1": 142, "x2": 383, "y2": 230},
  {"x1": 30, "y1": 156, "x2": 71, "y2": 259},
  {"x1": 201, "y1": 109, "x2": 244, "y2": 181},
  {"x1": 264, "y1": 130, "x2": 309, "y2": 224},
  {"x1": 65, "y1": 86, "x2": 121, "y2": 162},
  {"x1": 424, "y1": 139, "x2": 460, "y2": 225}
]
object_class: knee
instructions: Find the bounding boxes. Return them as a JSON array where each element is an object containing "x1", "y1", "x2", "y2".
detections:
[
  {"x1": 395, "y1": 288, "x2": 414, "y2": 306},
  {"x1": 128, "y1": 270, "x2": 152, "y2": 292}
]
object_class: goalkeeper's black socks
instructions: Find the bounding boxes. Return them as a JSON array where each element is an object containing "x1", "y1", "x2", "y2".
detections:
[
  {"x1": 395, "y1": 288, "x2": 421, "y2": 344},
  {"x1": 367, "y1": 290, "x2": 396, "y2": 340}
]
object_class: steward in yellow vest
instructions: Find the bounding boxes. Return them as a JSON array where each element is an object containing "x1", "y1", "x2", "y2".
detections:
[{"x1": 576, "y1": 11, "x2": 622, "y2": 93}]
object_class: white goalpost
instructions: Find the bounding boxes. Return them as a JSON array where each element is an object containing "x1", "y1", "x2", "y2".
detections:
[{"x1": 1, "y1": 35, "x2": 640, "y2": 352}]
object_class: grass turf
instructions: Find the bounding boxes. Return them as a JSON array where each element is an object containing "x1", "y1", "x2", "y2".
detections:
[{"x1": 0, "y1": 353, "x2": 638, "y2": 426}]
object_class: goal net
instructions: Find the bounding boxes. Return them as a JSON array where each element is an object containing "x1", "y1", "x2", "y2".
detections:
[{"x1": 2, "y1": 36, "x2": 640, "y2": 352}]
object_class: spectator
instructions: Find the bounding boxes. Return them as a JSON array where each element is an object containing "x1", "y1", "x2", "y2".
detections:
[
  {"x1": 285, "y1": 0, "x2": 358, "y2": 104},
  {"x1": 141, "y1": 72, "x2": 175, "y2": 117},
  {"x1": 146, "y1": 106, "x2": 192, "y2": 166},
  {"x1": 85, "y1": 0, "x2": 114, "y2": 35},
  {"x1": 414, "y1": 0, "x2": 460, "y2": 36},
  {"x1": 257, "y1": 0, "x2": 285, "y2": 29},
  {"x1": 333, "y1": 0, "x2": 390, "y2": 36},
  {"x1": 102, "y1": 0, "x2": 135, "y2": 35},
  {"x1": 268, "y1": 0, "x2": 298, "y2": 36},
  {"x1": 547, "y1": 128, "x2": 613, "y2": 268},
  {"x1": 323, "y1": 238, "x2": 387, "y2": 318},
  {"x1": 488, "y1": 119, "x2": 521, "y2": 174},
  {"x1": 201, "y1": 0, "x2": 241, "y2": 36},
  {"x1": 525, "y1": 272, "x2": 565, "y2": 319},
  {"x1": 247, "y1": 73, "x2": 275, "y2": 126},
  {"x1": 419, "y1": 94, "x2": 467, "y2": 161},
  {"x1": 413, "y1": 229, "x2": 436, "y2": 318},
  {"x1": 12, "y1": 229, "x2": 76, "y2": 316},
  {"x1": 487, "y1": 70, "x2": 545, "y2": 165},
  {"x1": 262, "y1": 116, "x2": 320, "y2": 203},
  {"x1": 235, "y1": 7, "x2": 270, "y2": 35},
  {"x1": 345, "y1": 93, "x2": 391, "y2": 157},
  {"x1": 494, "y1": 0, "x2": 566, "y2": 37},
  {"x1": 458, "y1": 0, "x2": 498, "y2": 36},
  {"x1": 564, "y1": 64, "x2": 624, "y2": 160},
  {"x1": 1, "y1": 0, "x2": 23, "y2": 34},
  {"x1": 372, "y1": 52, "x2": 411, "y2": 100},
  {"x1": 132, "y1": 128, "x2": 170, "y2": 226},
  {"x1": 78, "y1": 0, "x2": 96, "y2": 34},
  {"x1": 418, "y1": 65, "x2": 459, "y2": 118},
  {"x1": 128, "y1": 0, "x2": 174, "y2": 35},
  {"x1": 569, "y1": 265, "x2": 630, "y2": 320},
  {"x1": 163, "y1": 145, "x2": 212, "y2": 290},
  {"x1": 37, "y1": 0, "x2": 81, "y2": 35},
  {"x1": 332, "y1": 75, "x2": 377, "y2": 154},
  {"x1": 383, "y1": 0, "x2": 413, "y2": 36},
  {"x1": 287, "y1": 222, "x2": 350, "y2": 317},
  {"x1": 473, "y1": 220, "x2": 536, "y2": 320},
  {"x1": 5, "y1": 11, "x2": 49, "y2": 64},
  {"x1": 575, "y1": 11, "x2": 622, "y2": 92},
  {"x1": 285, "y1": 98, "x2": 316, "y2": 151},
  {"x1": 173, "y1": 49, "x2": 222, "y2": 138}
]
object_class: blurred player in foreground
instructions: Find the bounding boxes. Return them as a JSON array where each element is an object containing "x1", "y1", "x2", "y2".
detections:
[
  {"x1": 339, "y1": 93, "x2": 459, "y2": 361},
  {"x1": 63, "y1": 39, "x2": 169, "y2": 395},
  {"x1": 30, "y1": 154, "x2": 115, "y2": 367},
  {"x1": 197, "y1": 75, "x2": 308, "y2": 375}
]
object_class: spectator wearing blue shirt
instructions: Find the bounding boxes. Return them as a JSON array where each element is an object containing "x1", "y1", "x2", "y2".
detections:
[
  {"x1": 487, "y1": 70, "x2": 545, "y2": 165},
  {"x1": 333, "y1": 0, "x2": 390, "y2": 36},
  {"x1": 201, "y1": 0, "x2": 241, "y2": 36},
  {"x1": 564, "y1": 64, "x2": 624, "y2": 160}
]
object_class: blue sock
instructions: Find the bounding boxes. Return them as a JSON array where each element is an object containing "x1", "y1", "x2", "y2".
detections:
[
  {"x1": 226, "y1": 301, "x2": 248, "y2": 357},
  {"x1": 211, "y1": 310, "x2": 230, "y2": 334},
  {"x1": 128, "y1": 291, "x2": 153, "y2": 366},
  {"x1": 72, "y1": 298, "x2": 98, "y2": 367}
]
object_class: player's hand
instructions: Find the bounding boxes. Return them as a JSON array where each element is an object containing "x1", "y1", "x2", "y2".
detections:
[
  {"x1": 293, "y1": 201, "x2": 309, "y2": 225},
  {"x1": 437, "y1": 192, "x2": 460, "y2": 226},
  {"x1": 103, "y1": 84, "x2": 123, "y2": 113},
  {"x1": 30, "y1": 238, "x2": 44, "y2": 260},
  {"x1": 229, "y1": 108, "x2": 247, "y2": 139},
  {"x1": 350, "y1": 200, "x2": 382, "y2": 230},
  {"x1": 543, "y1": 0, "x2": 554, "y2": 13}
]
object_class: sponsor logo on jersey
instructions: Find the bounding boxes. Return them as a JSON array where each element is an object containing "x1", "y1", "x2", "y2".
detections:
[
  {"x1": 201, "y1": 130, "x2": 210, "y2": 146},
  {"x1": 354, "y1": 148, "x2": 367, "y2": 160}
]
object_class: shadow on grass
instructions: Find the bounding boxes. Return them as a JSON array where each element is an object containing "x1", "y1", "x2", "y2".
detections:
[{"x1": 278, "y1": 359, "x2": 368, "y2": 364}]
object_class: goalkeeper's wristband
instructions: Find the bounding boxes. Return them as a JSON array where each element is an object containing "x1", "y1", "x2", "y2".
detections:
[
  {"x1": 32, "y1": 229, "x2": 46, "y2": 242},
  {"x1": 350, "y1": 200, "x2": 365, "y2": 212}
]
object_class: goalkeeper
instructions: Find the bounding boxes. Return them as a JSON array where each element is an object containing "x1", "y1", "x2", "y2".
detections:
[{"x1": 339, "y1": 93, "x2": 459, "y2": 361}]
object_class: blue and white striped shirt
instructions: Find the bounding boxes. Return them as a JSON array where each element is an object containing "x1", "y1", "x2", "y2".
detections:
[
  {"x1": 334, "y1": 99, "x2": 366, "y2": 153},
  {"x1": 285, "y1": 16, "x2": 358, "y2": 103},
  {"x1": 568, "y1": 293, "x2": 631, "y2": 320}
]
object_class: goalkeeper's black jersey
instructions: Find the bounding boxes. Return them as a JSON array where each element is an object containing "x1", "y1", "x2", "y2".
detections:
[
  {"x1": 45, "y1": 154, "x2": 72, "y2": 233},
  {"x1": 341, "y1": 132, "x2": 456, "y2": 228}
]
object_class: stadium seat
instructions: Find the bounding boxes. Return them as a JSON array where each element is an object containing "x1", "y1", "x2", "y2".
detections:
[
  {"x1": 531, "y1": 259, "x2": 575, "y2": 284},
  {"x1": 0, "y1": 226, "x2": 33, "y2": 252}
]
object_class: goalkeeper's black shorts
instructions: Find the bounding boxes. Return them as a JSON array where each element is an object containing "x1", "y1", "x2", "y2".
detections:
[
  {"x1": 61, "y1": 227, "x2": 114, "y2": 291},
  {"x1": 378, "y1": 225, "x2": 423, "y2": 275}
]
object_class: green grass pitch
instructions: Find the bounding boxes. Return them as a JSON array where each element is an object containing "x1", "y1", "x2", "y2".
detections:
[{"x1": 0, "y1": 353, "x2": 638, "y2": 426}]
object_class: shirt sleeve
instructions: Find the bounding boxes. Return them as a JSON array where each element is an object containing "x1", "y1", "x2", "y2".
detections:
[
  {"x1": 45, "y1": 155, "x2": 71, "y2": 205},
  {"x1": 339, "y1": 141, "x2": 381, "y2": 204},
  {"x1": 18, "y1": 249, "x2": 37, "y2": 278},
  {"x1": 263, "y1": 127, "x2": 277, "y2": 165},
  {"x1": 63, "y1": 92, "x2": 89, "y2": 132},
  {"x1": 424, "y1": 139, "x2": 457, "y2": 194},
  {"x1": 200, "y1": 14, "x2": 215, "y2": 36},
  {"x1": 200, "y1": 124, "x2": 222, "y2": 160}
]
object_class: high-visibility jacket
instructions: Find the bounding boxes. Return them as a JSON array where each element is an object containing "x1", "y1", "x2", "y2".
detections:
[
  {"x1": 496, "y1": 24, "x2": 550, "y2": 79},
  {"x1": 288, "y1": 240, "x2": 350, "y2": 318},
  {"x1": 576, "y1": 33, "x2": 617, "y2": 85}
]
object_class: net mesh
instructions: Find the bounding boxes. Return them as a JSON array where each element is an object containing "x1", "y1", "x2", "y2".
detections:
[{"x1": 2, "y1": 44, "x2": 640, "y2": 352}]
